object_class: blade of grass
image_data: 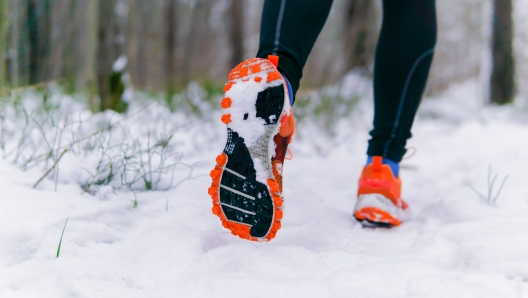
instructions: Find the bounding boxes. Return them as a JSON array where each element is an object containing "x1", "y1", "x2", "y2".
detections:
[{"x1": 56, "y1": 218, "x2": 69, "y2": 258}]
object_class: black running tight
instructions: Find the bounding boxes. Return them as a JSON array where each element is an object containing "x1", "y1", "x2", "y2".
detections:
[{"x1": 256, "y1": 0, "x2": 437, "y2": 162}]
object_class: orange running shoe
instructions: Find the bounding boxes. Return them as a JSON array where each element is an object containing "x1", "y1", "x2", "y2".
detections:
[
  {"x1": 208, "y1": 55, "x2": 295, "y2": 241},
  {"x1": 353, "y1": 156, "x2": 411, "y2": 227}
]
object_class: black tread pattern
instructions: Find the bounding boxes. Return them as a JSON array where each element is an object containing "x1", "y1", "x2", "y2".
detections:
[
  {"x1": 355, "y1": 217, "x2": 394, "y2": 229},
  {"x1": 219, "y1": 85, "x2": 285, "y2": 238},
  {"x1": 221, "y1": 129, "x2": 274, "y2": 238},
  {"x1": 255, "y1": 85, "x2": 284, "y2": 125}
]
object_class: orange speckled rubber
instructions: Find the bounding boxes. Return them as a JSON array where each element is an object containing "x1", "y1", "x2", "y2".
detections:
[{"x1": 354, "y1": 207, "x2": 401, "y2": 226}]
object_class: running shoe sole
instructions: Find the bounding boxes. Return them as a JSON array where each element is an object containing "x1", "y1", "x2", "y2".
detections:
[{"x1": 208, "y1": 58, "x2": 289, "y2": 241}]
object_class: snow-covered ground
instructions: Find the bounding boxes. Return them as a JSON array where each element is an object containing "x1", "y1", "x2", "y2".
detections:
[{"x1": 2, "y1": 80, "x2": 528, "y2": 297}]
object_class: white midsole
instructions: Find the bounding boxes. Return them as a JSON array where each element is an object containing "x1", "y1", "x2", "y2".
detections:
[{"x1": 354, "y1": 194, "x2": 412, "y2": 222}]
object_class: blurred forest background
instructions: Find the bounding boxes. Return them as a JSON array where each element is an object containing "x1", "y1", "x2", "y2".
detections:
[{"x1": 0, "y1": 0, "x2": 525, "y2": 111}]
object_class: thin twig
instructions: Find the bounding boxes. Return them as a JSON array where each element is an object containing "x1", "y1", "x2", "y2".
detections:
[
  {"x1": 468, "y1": 166, "x2": 509, "y2": 205},
  {"x1": 467, "y1": 183, "x2": 487, "y2": 201},
  {"x1": 0, "y1": 78, "x2": 65, "y2": 97},
  {"x1": 25, "y1": 101, "x2": 159, "y2": 166},
  {"x1": 33, "y1": 149, "x2": 68, "y2": 188},
  {"x1": 492, "y1": 175, "x2": 509, "y2": 203},
  {"x1": 488, "y1": 174, "x2": 498, "y2": 203},
  {"x1": 487, "y1": 166, "x2": 490, "y2": 198}
]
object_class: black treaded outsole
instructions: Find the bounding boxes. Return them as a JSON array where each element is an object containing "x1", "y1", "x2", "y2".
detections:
[
  {"x1": 355, "y1": 217, "x2": 394, "y2": 229},
  {"x1": 221, "y1": 129, "x2": 273, "y2": 238},
  {"x1": 255, "y1": 85, "x2": 284, "y2": 125},
  {"x1": 219, "y1": 85, "x2": 285, "y2": 238}
]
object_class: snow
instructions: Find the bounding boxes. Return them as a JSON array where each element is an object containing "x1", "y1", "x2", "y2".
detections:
[
  {"x1": 112, "y1": 55, "x2": 128, "y2": 72},
  {"x1": 2, "y1": 80, "x2": 528, "y2": 297},
  {"x1": 224, "y1": 73, "x2": 283, "y2": 149}
]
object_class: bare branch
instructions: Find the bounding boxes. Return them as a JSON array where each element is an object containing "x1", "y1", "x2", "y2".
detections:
[
  {"x1": 466, "y1": 183, "x2": 487, "y2": 201},
  {"x1": 469, "y1": 166, "x2": 509, "y2": 205},
  {"x1": 492, "y1": 175, "x2": 509, "y2": 203},
  {"x1": 33, "y1": 149, "x2": 68, "y2": 188}
]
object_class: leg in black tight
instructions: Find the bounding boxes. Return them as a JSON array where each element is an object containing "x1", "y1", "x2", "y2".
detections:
[
  {"x1": 256, "y1": 0, "x2": 437, "y2": 162},
  {"x1": 368, "y1": 0, "x2": 437, "y2": 162},
  {"x1": 256, "y1": 0, "x2": 334, "y2": 100}
]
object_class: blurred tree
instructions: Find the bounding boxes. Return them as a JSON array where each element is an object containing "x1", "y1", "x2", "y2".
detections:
[
  {"x1": 4, "y1": 0, "x2": 526, "y2": 104},
  {"x1": 86, "y1": 0, "x2": 100, "y2": 111},
  {"x1": 490, "y1": 0, "x2": 515, "y2": 104},
  {"x1": 135, "y1": 0, "x2": 150, "y2": 88},
  {"x1": 165, "y1": 0, "x2": 177, "y2": 108},
  {"x1": 0, "y1": 0, "x2": 8, "y2": 89},
  {"x1": 343, "y1": 0, "x2": 372, "y2": 73},
  {"x1": 60, "y1": 0, "x2": 77, "y2": 92},
  {"x1": 230, "y1": 0, "x2": 244, "y2": 68},
  {"x1": 97, "y1": 0, "x2": 126, "y2": 112},
  {"x1": 47, "y1": 0, "x2": 79, "y2": 92},
  {"x1": 304, "y1": 0, "x2": 378, "y2": 87},
  {"x1": 27, "y1": 0, "x2": 51, "y2": 84}
]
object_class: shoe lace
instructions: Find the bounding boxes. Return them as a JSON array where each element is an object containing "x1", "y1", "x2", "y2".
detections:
[
  {"x1": 402, "y1": 146, "x2": 417, "y2": 161},
  {"x1": 285, "y1": 148, "x2": 293, "y2": 160}
]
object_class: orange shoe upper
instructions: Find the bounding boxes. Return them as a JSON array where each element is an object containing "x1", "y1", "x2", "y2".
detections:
[
  {"x1": 271, "y1": 56, "x2": 295, "y2": 193},
  {"x1": 357, "y1": 156, "x2": 407, "y2": 209},
  {"x1": 272, "y1": 112, "x2": 294, "y2": 193}
]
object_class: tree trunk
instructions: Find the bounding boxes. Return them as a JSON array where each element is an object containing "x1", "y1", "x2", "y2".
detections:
[
  {"x1": 0, "y1": 0, "x2": 8, "y2": 89},
  {"x1": 96, "y1": 0, "x2": 125, "y2": 112},
  {"x1": 490, "y1": 0, "x2": 515, "y2": 105},
  {"x1": 27, "y1": 0, "x2": 52, "y2": 84},
  {"x1": 86, "y1": 0, "x2": 99, "y2": 111},
  {"x1": 229, "y1": 0, "x2": 243, "y2": 68},
  {"x1": 62, "y1": 0, "x2": 77, "y2": 92},
  {"x1": 134, "y1": 0, "x2": 150, "y2": 88},
  {"x1": 165, "y1": 0, "x2": 177, "y2": 108}
]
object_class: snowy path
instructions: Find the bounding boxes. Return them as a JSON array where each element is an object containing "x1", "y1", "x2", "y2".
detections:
[{"x1": 2, "y1": 93, "x2": 528, "y2": 297}]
